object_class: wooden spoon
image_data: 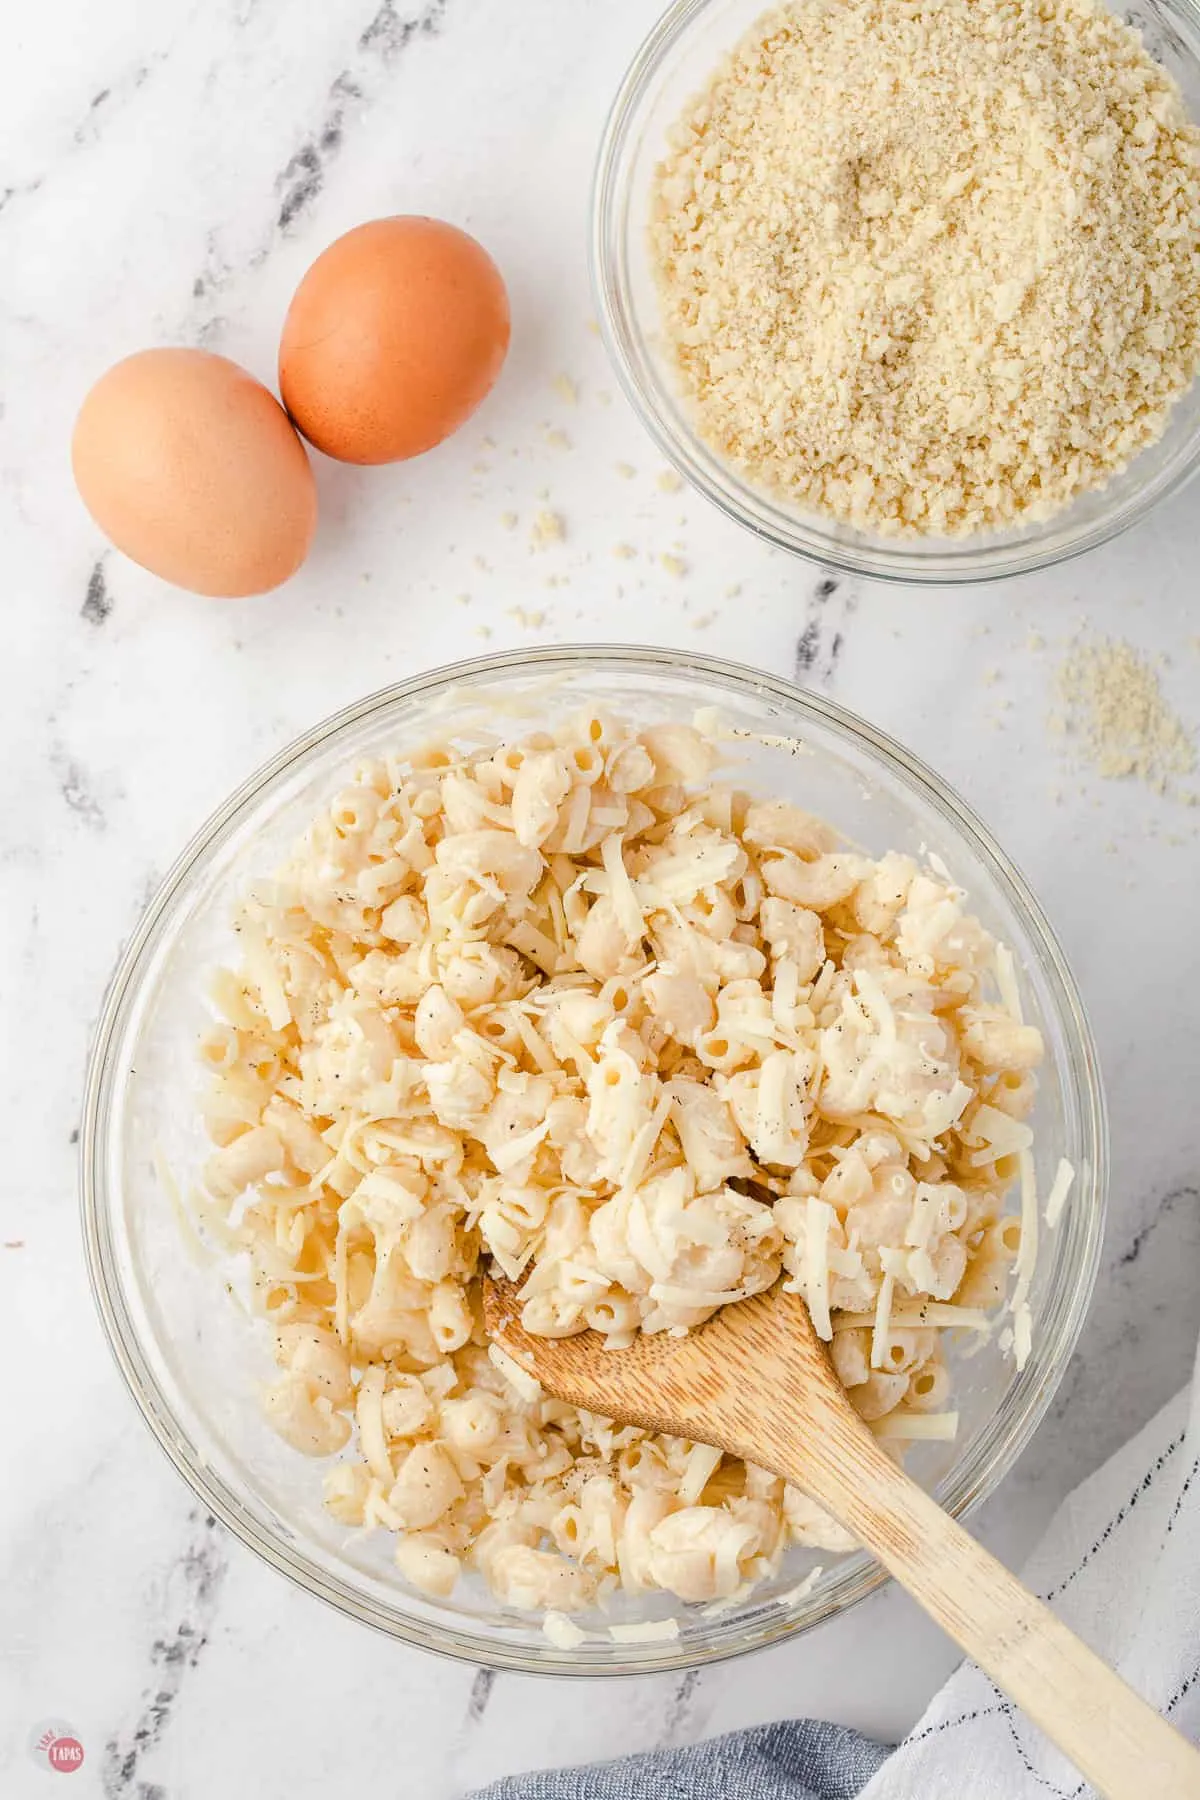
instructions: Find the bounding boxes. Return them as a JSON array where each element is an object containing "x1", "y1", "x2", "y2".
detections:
[{"x1": 483, "y1": 1276, "x2": 1200, "y2": 1800}]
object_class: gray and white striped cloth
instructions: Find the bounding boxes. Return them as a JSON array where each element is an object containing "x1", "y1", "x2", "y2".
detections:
[{"x1": 473, "y1": 1348, "x2": 1200, "y2": 1799}]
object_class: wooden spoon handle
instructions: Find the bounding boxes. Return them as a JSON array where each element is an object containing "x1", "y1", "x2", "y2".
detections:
[{"x1": 795, "y1": 1436, "x2": 1200, "y2": 1800}]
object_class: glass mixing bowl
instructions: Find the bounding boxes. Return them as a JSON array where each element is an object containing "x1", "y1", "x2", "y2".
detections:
[
  {"x1": 81, "y1": 647, "x2": 1106, "y2": 1672},
  {"x1": 592, "y1": 0, "x2": 1200, "y2": 584}
]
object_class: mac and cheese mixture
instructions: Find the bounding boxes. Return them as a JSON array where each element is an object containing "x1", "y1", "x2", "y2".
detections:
[{"x1": 197, "y1": 713, "x2": 1045, "y2": 1613}]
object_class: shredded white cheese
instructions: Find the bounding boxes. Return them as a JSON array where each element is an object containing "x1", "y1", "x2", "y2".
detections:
[
  {"x1": 993, "y1": 942, "x2": 1024, "y2": 1026},
  {"x1": 607, "y1": 1618, "x2": 681, "y2": 1644},
  {"x1": 543, "y1": 1610, "x2": 588, "y2": 1649},
  {"x1": 871, "y1": 1411, "x2": 960, "y2": 1442},
  {"x1": 805, "y1": 1196, "x2": 834, "y2": 1341},
  {"x1": 775, "y1": 1566, "x2": 824, "y2": 1608},
  {"x1": 1044, "y1": 1157, "x2": 1076, "y2": 1229},
  {"x1": 870, "y1": 1272, "x2": 896, "y2": 1371},
  {"x1": 487, "y1": 1344, "x2": 542, "y2": 1405}
]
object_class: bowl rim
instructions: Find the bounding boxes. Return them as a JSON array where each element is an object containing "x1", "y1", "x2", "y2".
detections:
[
  {"x1": 80, "y1": 644, "x2": 1108, "y2": 1674},
  {"x1": 590, "y1": 0, "x2": 1200, "y2": 585}
]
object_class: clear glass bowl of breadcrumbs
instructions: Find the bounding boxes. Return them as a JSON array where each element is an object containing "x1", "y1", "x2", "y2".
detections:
[
  {"x1": 592, "y1": 0, "x2": 1200, "y2": 584},
  {"x1": 82, "y1": 648, "x2": 1106, "y2": 1672}
]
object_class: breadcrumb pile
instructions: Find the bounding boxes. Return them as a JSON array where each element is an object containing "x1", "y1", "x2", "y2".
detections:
[
  {"x1": 1051, "y1": 634, "x2": 1196, "y2": 792},
  {"x1": 651, "y1": 0, "x2": 1200, "y2": 537}
]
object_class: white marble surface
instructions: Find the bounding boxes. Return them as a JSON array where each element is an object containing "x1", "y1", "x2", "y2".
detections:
[{"x1": 3, "y1": 1, "x2": 1200, "y2": 1795}]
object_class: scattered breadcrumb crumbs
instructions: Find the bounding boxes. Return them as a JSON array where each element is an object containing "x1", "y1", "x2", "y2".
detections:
[
  {"x1": 455, "y1": 593, "x2": 472, "y2": 607},
  {"x1": 1027, "y1": 630, "x2": 1047, "y2": 652},
  {"x1": 530, "y1": 509, "x2": 565, "y2": 549},
  {"x1": 585, "y1": 318, "x2": 600, "y2": 337},
  {"x1": 613, "y1": 543, "x2": 638, "y2": 560},
  {"x1": 545, "y1": 428, "x2": 571, "y2": 451},
  {"x1": 982, "y1": 668, "x2": 1001, "y2": 686},
  {"x1": 660, "y1": 553, "x2": 689, "y2": 578},
  {"x1": 657, "y1": 469, "x2": 684, "y2": 493},
  {"x1": 472, "y1": 554, "x2": 489, "y2": 572},
  {"x1": 507, "y1": 606, "x2": 547, "y2": 630},
  {"x1": 551, "y1": 373, "x2": 578, "y2": 405},
  {"x1": 500, "y1": 511, "x2": 519, "y2": 531},
  {"x1": 691, "y1": 611, "x2": 717, "y2": 630},
  {"x1": 725, "y1": 582, "x2": 742, "y2": 598},
  {"x1": 615, "y1": 462, "x2": 637, "y2": 480},
  {"x1": 472, "y1": 624, "x2": 492, "y2": 641},
  {"x1": 1050, "y1": 635, "x2": 1196, "y2": 794}
]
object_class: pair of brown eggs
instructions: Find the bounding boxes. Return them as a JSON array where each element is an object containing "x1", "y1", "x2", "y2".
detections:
[{"x1": 71, "y1": 216, "x2": 511, "y2": 597}]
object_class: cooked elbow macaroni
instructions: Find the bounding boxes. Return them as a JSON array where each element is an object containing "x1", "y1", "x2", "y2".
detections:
[{"x1": 195, "y1": 712, "x2": 1043, "y2": 1614}]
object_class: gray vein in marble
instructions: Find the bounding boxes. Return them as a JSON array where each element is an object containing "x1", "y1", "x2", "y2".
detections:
[
  {"x1": 53, "y1": 752, "x2": 106, "y2": 830},
  {"x1": 793, "y1": 572, "x2": 857, "y2": 687},
  {"x1": 101, "y1": 1507, "x2": 228, "y2": 1799},
  {"x1": 360, "y1": 0, "x2": 447, "y2": 57},
  {"x1": 276, "y1": 73, "x2": 361, "y2": 231},
  {"x1": 74, "y1": 65, "x2": 158, "y2": 149},
  {"x1": 660, "y1": 1668, "x2": 703, "y2": 1747},
  {"x1": 0, "y1": 177, "x2": 44, "y2": 218},
  {"x1": 1117, "y1": 1183, "x2": 1198, "y2": 1271},
  {"x1": 82, "y1": 560, "x2": 113, "y2": 626},
  {"x1": 274, "y1": 0, "x2": 447, "y2": 232},
  {"x1": 0, "y1": 58, "x2": 163, "y2": 223},
  {"x1": 465, "y1": 1667, "x2": 495, "y2": 1725},
  {"x1": 1019, "y1": 1180, "x2": 1200, "y2": 1498}
]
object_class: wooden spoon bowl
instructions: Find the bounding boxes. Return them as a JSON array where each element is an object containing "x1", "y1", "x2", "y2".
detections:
[{"x1": 484, "y1": 1275, "x2": 1200, "y2": 1800}]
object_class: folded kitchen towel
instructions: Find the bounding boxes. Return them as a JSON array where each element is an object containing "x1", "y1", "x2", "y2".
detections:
[
  {"x1": 472, "y1": 1720, "x2": 890, "y2": 1800},
  {"x1": 472, "y1": 1348, "x2": 1200, "y2": 1800}
]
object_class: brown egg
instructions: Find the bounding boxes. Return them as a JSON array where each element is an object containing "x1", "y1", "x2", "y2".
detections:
[
  {"x1": 72, "y1": 348, "x2": 317, "y2": 597},
  {"x1": 279, "y1": 215, "x2": 510, "y2": 464}
]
